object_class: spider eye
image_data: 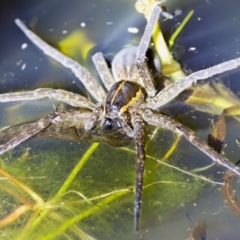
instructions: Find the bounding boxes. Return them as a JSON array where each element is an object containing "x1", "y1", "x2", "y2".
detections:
[
  {"x1": 104, "y1": 118, "x2": 115, "y2": 130},
  {"x1": 103, "y1": 118, "x2": 122, "y2": 131}
]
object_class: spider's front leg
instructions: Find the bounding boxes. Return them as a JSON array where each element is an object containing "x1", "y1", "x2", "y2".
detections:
[
  {"x1": 0, "y1": 88, "x2": 96, "y2": 109},
  {"x1": 136, "y1": 6, "x2": 173, "y2": 97},
  {"x1": 15, "y1": 19, "x2": 105, "y2": 103},
  {"x1": 131, "y1": 113, "x2": 146, "y2": 232}
]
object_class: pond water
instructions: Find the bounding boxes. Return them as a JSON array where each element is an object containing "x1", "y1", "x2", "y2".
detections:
[{"x1": 1, "y1": 0, "x2": 240, "y2": 239}]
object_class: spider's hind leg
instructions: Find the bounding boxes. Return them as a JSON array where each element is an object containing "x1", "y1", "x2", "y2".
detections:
[{"x1": 142, "y1": 108, "x2": 240, "y2": 176}]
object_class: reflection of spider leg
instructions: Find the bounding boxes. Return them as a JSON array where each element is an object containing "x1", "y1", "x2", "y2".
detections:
[
  {"x1": 92, "y1": 52, "x2": 115, "y2": 90},
  {"x1": 148, "y1": 58, "x2": 240, "y2": 109},
  {"x1": 15, "y1": 19, "x2": 105, "y2": 103},
  {"x1": 0, "y1": 113, "x2": 58, "y2": 155},
  {"x1": 0, "y1": 88, "x2": 96, "y2": 109},
  {"x1": 142, "y1": 109, "x2": 240, "y2": 175},
  {"x1": 132, "y1": 113, "x2": 145, "y2": 232}
]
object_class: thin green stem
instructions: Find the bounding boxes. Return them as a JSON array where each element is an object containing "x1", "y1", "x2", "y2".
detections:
[
  {"x1": 55, "y1": 142, "x2": 100, "y2": 198},
  {"x1": 43, "y1": 189, "x2": 131, "y2": 240},
  {"x1": 169, "y1": 10, "x2": 194, "y2": 49},
  {"x1": 18, "y1": 143, "x2": 100, "y2": 239},
  {"x1": 0, "y1": 167, "x2": 44, "y2": 205}
]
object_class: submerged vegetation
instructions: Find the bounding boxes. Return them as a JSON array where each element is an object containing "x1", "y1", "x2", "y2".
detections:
[
  {"x1": 0, "y1": 128, "x2": 208, "y2": 239},
  {"x1": 1, "y1": 0, "x2": 240, "y2": 239}
]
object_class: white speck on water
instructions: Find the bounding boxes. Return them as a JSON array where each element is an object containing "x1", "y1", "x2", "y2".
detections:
[
  {"x1": 35, "y1": 67, "x2": 38, "y2": 70},
  {"x1": 80, "y1": 22, "x2": 86, "y2": 27},
  {"x1": 106, "y1": 21, "x2": 113, "y2": 25},
  {"x1": 62, "y1": 30, "x2": 68, "y2": 34},
  {"x1": 21, "y1": 43, "x2": 28, "y2": 49},
  {"x1": 193, "y1": 203, "x2": 197, "y2": 207},
  {"x1": 127, "y1": 27, "x2": 139, "y2": 34},
  {"x1": 197, "y1": 17, "x2": 201, "y2": 21},
  {"x1": 21, "y1": 63, "x2": 26, "y2": 70},
  {"x1": 188, "y1": 47, "x2": 196, "y2": 51},
  {"x1": 49, "y1": 28, "x2": 54, "y2": 32}
]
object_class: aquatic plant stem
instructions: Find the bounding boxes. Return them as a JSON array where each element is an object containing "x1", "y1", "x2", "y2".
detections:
[
  {"x1": 0, "y1": 205, "x2": 31, "y2": 227},
  {"x1": 55, "y1": 142, "x2": 100, "y2": 198},
  {"x1": 155, "y1": 134, "x2": 181, "y2": 167},
  {"x1": 168, "y1": 10, "x2": 194, "y2": 48},
  {"x1": 121, "y1": 147, "x2": 223, "y2": 185},
  {"x1": 151, "y1": 11, "x2": 195, "y2": 79},
  {"x1": 0, "y1": 167, "x2": 44, "y2": 205},
  {"x1": 42, "y1": 189, "x2": 131, "y2": 240},
  {"x1": 17, "y1": 143, "x2": 100, "y2": 239}
]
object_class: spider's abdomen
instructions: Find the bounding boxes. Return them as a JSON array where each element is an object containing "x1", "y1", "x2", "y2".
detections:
[
  {"x1": 105, "y1": 80, "x2": 145, "y2": 116},
  {"x1": 112, "y1": 46, "x2": 161, "y2": 86}
]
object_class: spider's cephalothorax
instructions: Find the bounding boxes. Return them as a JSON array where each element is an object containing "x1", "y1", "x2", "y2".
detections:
[
  {"x1": 105, "y1": 80, "x2": 145, "y2": 116},
  {"x1": 1, "y1": 5, "x2": 240, "y2": 233},
  {"x1": 104, "y1": 80, "x2": 145, "y2": 136}
]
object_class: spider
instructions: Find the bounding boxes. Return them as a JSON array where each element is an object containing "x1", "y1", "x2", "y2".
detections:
[{"x1": 1, "y1": 6, "x2": 240, "y2": 232}]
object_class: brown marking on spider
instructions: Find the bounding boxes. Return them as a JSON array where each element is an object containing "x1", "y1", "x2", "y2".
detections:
[{"x1": 0, "y1": 6, "x2": 240, "y2": 232}]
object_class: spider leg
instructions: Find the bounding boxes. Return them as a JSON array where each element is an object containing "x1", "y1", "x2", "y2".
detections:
[
  {"x1": 136, "y1": 6, "x2": 173, "y2": 97},
  {"x1": 0, "y1": 88, "x2": 95, "y2": 109},
  {"x1": 92, "y1": 52, "x2": 115, "y2": 91},
  {"x1": 117, "y1": 112, "x2": 134, "y2": 137},
  {"x1": 147, "y1": 57, "x2": 240, "y2": 110},
  {"x1": 0, "y1": 110, "x2": 92, "y2": 145},
  {"x1": 131, "y1": 113, "x2": 145, "y2": 232},
  {"x1": 85, "y1": 104, "x2": 103, "y2": 130},
  {"x1": 0, "y1": 113, "x2": 58, "y2": 155},
  {"x1": 142, "y1": 108, "x2": 240, "y2": 176},
  {"x1": 15, "y1": 19, "x2": 105, "y2": 103}
]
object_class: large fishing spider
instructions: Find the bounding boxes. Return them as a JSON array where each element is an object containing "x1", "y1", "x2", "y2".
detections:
[{"x1": 1, "y1": 6, "x2": 240, "y2": 231}]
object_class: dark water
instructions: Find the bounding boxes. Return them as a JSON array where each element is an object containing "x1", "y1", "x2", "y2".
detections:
[{"x1": 1, "y1": 0, "x2": 240, "y2": 239}]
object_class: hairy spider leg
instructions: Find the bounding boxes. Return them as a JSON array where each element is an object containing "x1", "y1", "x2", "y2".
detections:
[
  {"x1": 147, "y1": 57, "x2": 240, "y2": 110},
  {"x1": 131, "y1": 113, "x2": 145, "y2": 232},
  {"x1": 142, "y1": 109, "x2": 240, "y2": 176},
  {"x1": 0, "y1": 113, "x2": 58, "y2": 155},
  {"x1": 15, "y1": 19, "x2": 106, "y2": 103},
  {"x1": 85, "y1": 104, "x2": 103, "y2": 130},
  {"x1": 92, "y1": 52, "x2": 115, "y2": 91},
  {"x1": 136, "y1": 6, "x2": 173, "y2": 97},
  {"x1": 0, "y1": 88, "x2": 96, "y2": 109}
]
